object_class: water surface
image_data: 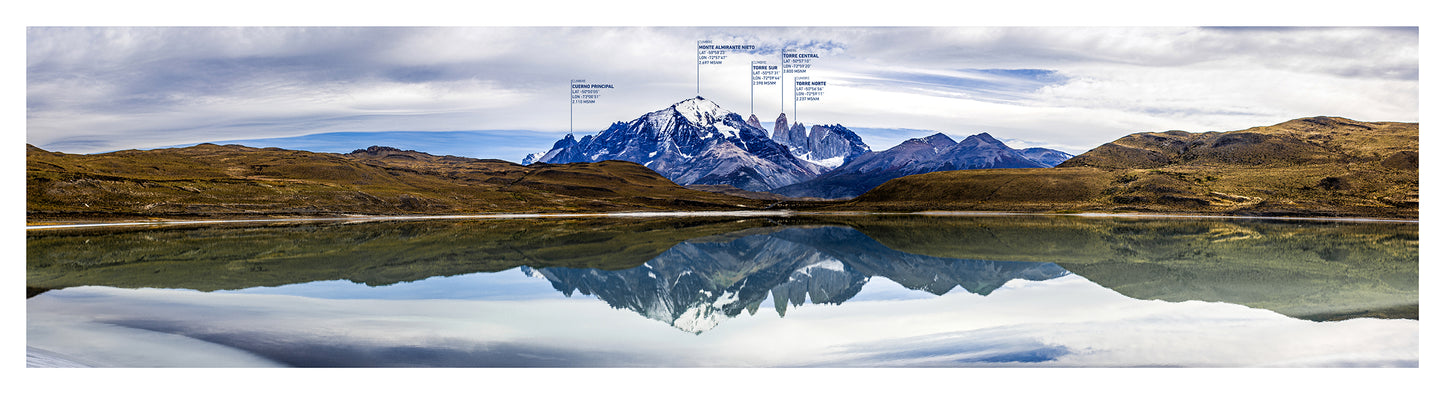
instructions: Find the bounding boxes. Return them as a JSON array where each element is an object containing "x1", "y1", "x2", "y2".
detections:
[{"x1": 26, "y1": 215, "x2": 1418, "y2": 367}]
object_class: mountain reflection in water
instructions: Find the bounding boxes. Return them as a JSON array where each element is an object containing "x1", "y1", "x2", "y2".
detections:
[
  {"x1": 28, "y1": 215, "x2": 1417, "y2": 324},
  {"x1": 525, "y1": 226, "x2": 1068, "y2": 333}
]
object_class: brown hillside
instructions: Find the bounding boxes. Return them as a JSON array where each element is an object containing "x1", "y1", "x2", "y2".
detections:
[
  {"x1": 1058, "y1": 117, "x2": 1417, "y2": 169},
  {"x1": 843, "y1": 117, "x2": 1418, "y2": 218},
  {"x1": 27, "y1": 144, "x2": 766, "y2": 222},
  {"x1": 846, "y1": 167, "x2": 1114, "y2": 212}
]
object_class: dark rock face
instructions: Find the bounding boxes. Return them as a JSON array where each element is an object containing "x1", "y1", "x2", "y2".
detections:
[
  {"x1": 771, "y1": 113, "x2": 793, "y2": 146},
  {"x1": 786, "y1": 123, "x2": 807, "y2": 150},
  {"x1": 773, "y1": 132, "x2": 1071, "y2": 199},
  {"x1": 350, "y1": 146, "x2": 403, "y2": 155},
  {"x1": 533, "y1": 97, "x2": 823, "y2": 191},
  {"x1": 764, "y1": 113, "x2": 870, "y2": 170},
  {"x1": 801, "y1": 124, "x2": 871, "y2": 168}
]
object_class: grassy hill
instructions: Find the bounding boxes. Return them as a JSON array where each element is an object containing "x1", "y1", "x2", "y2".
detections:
[
  {"x1": 27, "y1": 144, "x2": 768, "y2": 222},
  {"x1": 839, "y1": 117, "x2": 1418, "y2": 218}
]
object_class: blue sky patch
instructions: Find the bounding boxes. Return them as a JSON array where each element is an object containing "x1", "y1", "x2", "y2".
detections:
[{"x1": 198, "y1": 130, "x2": 578, "y2": 163}]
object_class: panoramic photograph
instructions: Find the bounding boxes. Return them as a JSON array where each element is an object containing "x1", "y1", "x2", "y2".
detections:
[{"x1": 23, "y1": 23, "x2": 1420, "y2": 379}]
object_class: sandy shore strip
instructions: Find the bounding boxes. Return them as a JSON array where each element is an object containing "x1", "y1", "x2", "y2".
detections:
[
  {"x1": 27, "y1": 210, "x2": 1418, "y2": 230},
  {"x1": 25, "y1": 211, "x2": 798, "y2": 230},
  {"x1": 912, "y1": 211, "x2": 1421, "y2": 223}
]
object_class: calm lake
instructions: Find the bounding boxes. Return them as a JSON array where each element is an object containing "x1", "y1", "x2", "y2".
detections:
[{"x1": 26, "y1": 214, "x2": 1419, "y2": 367}]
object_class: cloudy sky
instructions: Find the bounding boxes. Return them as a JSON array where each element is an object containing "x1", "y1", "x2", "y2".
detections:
[{"x1": 24, "y1": 25, "x2": 1420, "y2": 157}]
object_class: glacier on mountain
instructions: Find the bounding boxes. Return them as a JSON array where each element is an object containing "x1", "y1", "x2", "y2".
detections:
[
  {"x1": 530, "y1": 97, "x2": 823, "y2": 191},
  {"x1": 770, "y1": 113, "x2": 870, "y2": 170}
]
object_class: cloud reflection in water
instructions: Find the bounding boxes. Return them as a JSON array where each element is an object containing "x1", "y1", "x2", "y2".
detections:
[{"x1": 27, "y1": 274, "x2": 1417, "y2": 367}]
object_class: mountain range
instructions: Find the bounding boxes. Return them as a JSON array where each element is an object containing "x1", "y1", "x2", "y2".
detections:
[
  {"x1": 773, "y1": 132, "x2": 1073, "y2": 199},
  {"x1": 527, "y1": 97, "x2": 1070, "y2": 198},
  {"x1": 523, "y1": 97, "x2": 824, "y2": 191},
  {"x1": 25, "y1": 103, "x2": 1418, "y2": 221}
]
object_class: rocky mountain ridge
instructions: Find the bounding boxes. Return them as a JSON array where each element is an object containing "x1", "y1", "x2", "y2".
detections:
[
  {"x1": 769, "y1": 113, "x2": 871, "y2": 169},
  {"x1": 773, "y1": 132, "x2": 1072, "y2": 199},
  {"x1": 528, "y1": 97, "x2": 1066, "y2": 198},
  {"x1": 527, "y1": 97, "x2": 823, "y2": 191}
]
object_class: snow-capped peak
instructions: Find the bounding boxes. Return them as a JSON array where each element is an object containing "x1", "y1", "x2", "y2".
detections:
[
  {"x1": 672, "y1": 96, "x2": 724, "y2": 126},
  {"x1": 958, "y1": 132, "x2": 1005, "y2": 148},
  {"x1": 714, "y1": 122, "x2": 741, "y2": 139},
  {"x1": 520, "y1": 151, "x2": 547, "y2": 165}
]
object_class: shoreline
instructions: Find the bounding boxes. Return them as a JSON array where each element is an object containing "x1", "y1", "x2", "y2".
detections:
[
  {"x1": 25, "y1": 210, "x2": 1419, "y2": 230},
  {"x1": 911, "y1": 211, "x2": 1421, "y2": 223},
  {"x1": 23, "y1": 210, "x2": 796, "y2": 230}
]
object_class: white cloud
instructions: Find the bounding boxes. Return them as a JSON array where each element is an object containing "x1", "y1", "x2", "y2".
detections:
[{"x1": 26, "y1": 27, "x2": 1418, "y2": 155}]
